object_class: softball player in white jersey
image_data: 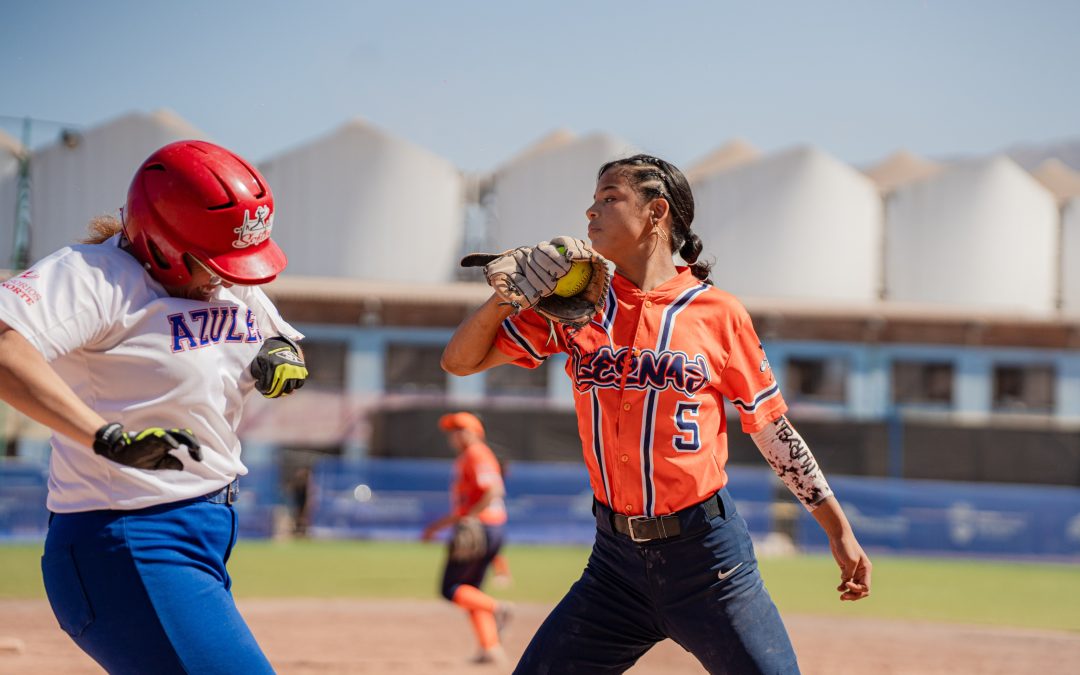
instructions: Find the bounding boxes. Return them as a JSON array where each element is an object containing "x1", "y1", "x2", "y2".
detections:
[{"x1": 0, "y1": 140, "x2": 308, "y2": 673}]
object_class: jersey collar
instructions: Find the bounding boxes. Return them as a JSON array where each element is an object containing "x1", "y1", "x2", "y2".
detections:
[{"x1": 611, "y1": 266, "x2": 702, "y2": 302}]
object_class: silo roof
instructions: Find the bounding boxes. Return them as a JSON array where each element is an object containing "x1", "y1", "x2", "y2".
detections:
[
  {"x1": 863, "y1": 149, "x2": 943, "y2": 194},
  {"x1": 686, "y1": 138, "x2": 760, "y2": 181},
  {"x1": 497, "y1": 129, "x2": 577, "y2": 172},
  {"x1": 0, "y1": 129, "x2": 21, "y2": 156},
  {"x1": 1032, "y1": 158, "x2": 1080, "y2": 204}
]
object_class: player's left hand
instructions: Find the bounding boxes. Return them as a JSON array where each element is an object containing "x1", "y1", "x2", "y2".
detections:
[
  {"x1": 250, "y1": 336, "x2": 308, "y2": 398},
  {"x1": 93, "y1": 423, "x2": 203, "y2": 471},
  {"x1": 828, "y1": 531, "x2": 872, "y2": 601}
]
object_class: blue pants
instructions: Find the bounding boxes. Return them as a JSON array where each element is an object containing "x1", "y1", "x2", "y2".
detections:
[
  {"x1": 441, "y1": 523, "x2": 505, "y2": 600},
  {"x1": 514, "y1": 489, "x2": 799, "y2": 674},
  {"x1": 41, "y1": 496, "x2": 274, "y2": 674}
]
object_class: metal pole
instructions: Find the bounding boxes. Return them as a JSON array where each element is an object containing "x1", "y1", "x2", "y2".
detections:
[{"x1": 11, "y1": 117, "x2": 32, "y2": 270}]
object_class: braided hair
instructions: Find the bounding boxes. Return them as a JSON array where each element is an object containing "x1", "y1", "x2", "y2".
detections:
[{"x1": 597, "y1": 155, "x2": 712, "y2": 282}]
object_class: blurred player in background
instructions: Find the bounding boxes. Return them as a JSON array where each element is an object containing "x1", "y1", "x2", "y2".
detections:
[
  {"x1": 0, "y1": 140, "x2": 308, "y2": 674},
  {"x1": 422, "y1": 412, "x2": 513, "y2": 665},
  {"x1": 442, "y1": 155, "x2": 872, "y2": 673},
  {"x1": 288, "y1": 465, "x2": 314, "y2": 537}
]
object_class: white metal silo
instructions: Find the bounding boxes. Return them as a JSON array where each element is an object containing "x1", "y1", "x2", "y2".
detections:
[
  {"x1": 28, "y1": 109, "x2": 208, "y2": 263},
  {"x1": 1062, "y1": 197, "x2": 1080, "y2": 316},
  {"x1": 691, "y1": 146, "x2": 883, "y2": 302},
  {"x1": 489, "y1": 131, "x2": 638, "y2": 252},
  {"x1": 258, "y1": 118, "x2": 464, "y2": 282},
  {"x1": 0, "y1": 131, "x2": 21, "y2": 268},
  {"x1": 885, "y1": 156, "x2": 1058, "y2": 312}
]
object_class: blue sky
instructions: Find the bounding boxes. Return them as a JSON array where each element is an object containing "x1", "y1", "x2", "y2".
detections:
[{"x1": 2, "y1": 1, "x2": 1078, "y2": 171}]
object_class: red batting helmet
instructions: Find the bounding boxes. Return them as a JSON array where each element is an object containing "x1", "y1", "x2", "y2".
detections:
[{"x1": 122, "y1": 140, "x2": 287, "y2": 286}]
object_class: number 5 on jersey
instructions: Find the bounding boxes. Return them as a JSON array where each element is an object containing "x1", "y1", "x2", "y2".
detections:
[{"x1": 673, "y1": 401, "x2": 701, "y2": 452}]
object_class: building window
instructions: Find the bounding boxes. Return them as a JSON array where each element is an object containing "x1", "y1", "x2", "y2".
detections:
[
  {"x1": 485, "y1": 362, "x2": 549, "y2": 397},
  {"x1": 992, "y1": 364, "x2": 1055, "y2": 413},
  {"x1": 297, "y1": 340, "x2": 347, "y2": 390},
  {"x1": 786, "y1": 356, "x2": 847, "y2": 403},
  {"x1": 892, "y1": 361, "x2": 953, "y2": 406},
  {"x1": 385, "y1": 343, "x2": 447, "y2": 394}
]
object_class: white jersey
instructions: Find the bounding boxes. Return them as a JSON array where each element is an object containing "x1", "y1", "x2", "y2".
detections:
[{"x1": 0, "y1": 235, "x2": 302, "y2": 512}]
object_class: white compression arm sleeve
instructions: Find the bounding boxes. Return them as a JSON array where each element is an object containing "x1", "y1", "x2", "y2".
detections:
[{"x1": 750, "y1": 415, "x2": 834, "y2": 512}]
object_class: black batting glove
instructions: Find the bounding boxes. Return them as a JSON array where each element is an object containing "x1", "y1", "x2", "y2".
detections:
[
  {"x1": 93, "y1": 423, "x2": 203, "y2": 471},
  {"x1": 250, "y1": 335, "x2": 308, "y2": 398}
]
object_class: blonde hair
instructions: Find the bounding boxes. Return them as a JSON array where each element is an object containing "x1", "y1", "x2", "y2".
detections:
[{"x1": 81, "y1": 215, "x2": 123, "y2": 245}]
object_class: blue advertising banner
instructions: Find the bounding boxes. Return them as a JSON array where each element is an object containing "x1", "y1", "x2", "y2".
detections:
[
  {"x1": 308, "y1": 459, "x2": 777, "y2": 545},
  {"x1": 4, "y1": 458, "x2": 1078, "y2": 560},
  {"x1": 0, "y1": 461, "x2": 281, "y2": 541},
  {"x1": 796, "y1": 475, "x2": 1080, "y2": 558},
  {"x1": 0, "y1": 463, "x2": 49, "y2": 540}
]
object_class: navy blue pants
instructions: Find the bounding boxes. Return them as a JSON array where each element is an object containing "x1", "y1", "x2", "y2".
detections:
[
  {"x1": 514, "y1": 489, "x2": 799, "y2": 674},
  {"x1": 441, "y1": 523, "x2": 505, "y2": 599},
  {"x1": 41, "y1": 495, "x2": 274, "y2": 674}
]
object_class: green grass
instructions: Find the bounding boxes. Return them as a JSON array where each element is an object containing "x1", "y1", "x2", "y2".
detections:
[
  {"x1": 4, "y1": 540, "x2": 1077, "y2": 632},
  {"x1": 756, "y1": 554, "x2": 1080, "y2": 631}
]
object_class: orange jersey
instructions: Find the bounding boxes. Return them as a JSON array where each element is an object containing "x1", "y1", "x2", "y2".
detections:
[
  {"x1": 452, "y1": 441, "x2": 508, "y2": 525},
  {"x1": 494, "y1": 268, "x2": 786, "y2": 518}
]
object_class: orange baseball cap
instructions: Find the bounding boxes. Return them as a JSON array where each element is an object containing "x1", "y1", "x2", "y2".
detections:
[{"x1": 438, "y1": 412, "x2": 485, "y2": 439}]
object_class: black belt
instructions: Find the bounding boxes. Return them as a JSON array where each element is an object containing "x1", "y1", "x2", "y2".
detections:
[
  {"x1": 599, "y1": 491, "x2": 725, "y2": 543},
  {"x1": 203, "y1": 479, "x2": 239, "y2": 505}
]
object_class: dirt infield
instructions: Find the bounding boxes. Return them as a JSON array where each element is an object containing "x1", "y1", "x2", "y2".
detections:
[{"x1": 3, "y1": 598, "x2": 1079, "y2": 674}]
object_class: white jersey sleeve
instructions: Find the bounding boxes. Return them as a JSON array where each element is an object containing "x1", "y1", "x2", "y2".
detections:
[
  {"x1": 0, "y1": 246, "x2": 122, "y2": 359},
  {"x1": 236, "y1": 285, "x2": 304, "y2": 343}
]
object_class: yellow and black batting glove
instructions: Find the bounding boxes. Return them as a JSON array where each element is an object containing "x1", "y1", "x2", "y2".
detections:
[
  {"x1": 93, "y1": 423, "x2": 203, "y2": 471},
  {"x1": 250, "y1": 335, "x2": 308, "y2": 398}
]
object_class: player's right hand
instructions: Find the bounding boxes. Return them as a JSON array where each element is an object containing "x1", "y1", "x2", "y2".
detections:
[
  {"x1": 93, "y1": 423, "x2": 203, "y2": 471},
  {"x1": 528, "y1": 241, "x2": 576, "y2": 291},
  {"x1": 478, "y1": 243, "x2": 573, "y2": 311},
  {"x1": 250, "y1": 336, "x2": 308, "y2": 398}
]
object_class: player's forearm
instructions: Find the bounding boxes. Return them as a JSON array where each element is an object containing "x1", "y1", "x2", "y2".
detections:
[
  {"x1": 749, "y1": 415, "x2": 833, "y2": 511},
  {"x1": 441, "y1": 294, "x2": 516, "y2": 375},
  {"x1": 809, "y1": 495, "x2": 854, "y2": 539},
  {"x1": 0, "y1": 326, "x2": 106, "y2": 447}
]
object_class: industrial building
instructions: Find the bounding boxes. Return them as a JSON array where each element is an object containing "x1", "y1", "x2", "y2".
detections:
[{"x1": 1, "y1": 110, "x2": 1078, "y2": 491}]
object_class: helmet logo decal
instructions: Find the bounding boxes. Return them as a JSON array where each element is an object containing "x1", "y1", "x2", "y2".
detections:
[{"x1": 233, "y1": 205, "x2": 274, "y2": 249}]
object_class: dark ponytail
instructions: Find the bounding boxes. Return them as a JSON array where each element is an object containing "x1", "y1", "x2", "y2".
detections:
[{"x1": 597, "y1": 154, "x2": 713, "y2": 282}]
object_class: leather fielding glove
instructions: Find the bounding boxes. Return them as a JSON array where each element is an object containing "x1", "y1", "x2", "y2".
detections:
[
  {"x1": 93, "y1": 423, "x2": 202, "y2": 471},
  {"x1": 250, "y1": 335, "x2": 308, "y2": 398},
  {"x1": 462, "y1": 236, "x2": 610, "y2": 328},
  {"x1": 469, "y1": 242, "x2": 572, "y2": 312},
  {"x1": 449, "y1": 516, "x2": 488, "y2": 562}
]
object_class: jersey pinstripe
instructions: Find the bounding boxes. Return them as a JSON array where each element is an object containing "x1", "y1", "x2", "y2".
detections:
[{"x1": 494, "y1": 268, "x2": 786, "y2": 517}]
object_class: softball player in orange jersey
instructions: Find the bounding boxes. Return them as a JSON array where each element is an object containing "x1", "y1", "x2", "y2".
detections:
[
  {"x1": 443, "y1": 155, "x2": 871, "y2": 674},
  {"x1": 422, "y1": 412, "x2": 513, "y2": 664}
]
